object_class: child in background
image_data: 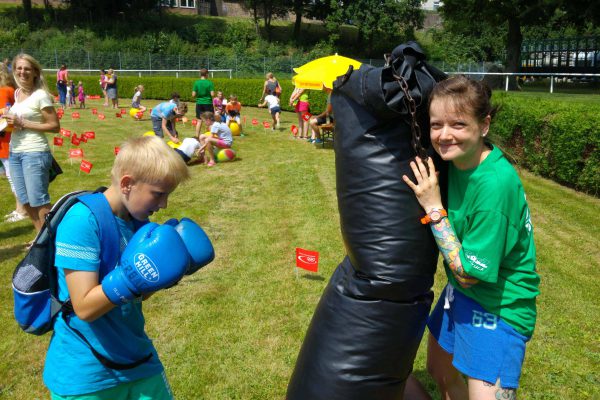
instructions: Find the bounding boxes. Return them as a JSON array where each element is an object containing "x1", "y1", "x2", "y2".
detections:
[
  {"x1": 199, "y1": 111, "x2": 233, "y2": 167},
  {"x1": 258, "y1": 93, "x2": 281, "y2": 130},
  {"x1": 174, "y1": 137, "x2": 203, "y2": 164},
  {"x1": 150, "y1": 101, "x2": 188, "y2": 144},
  {"x1": 70, "y1": 80, "x2": 76, "y2": 106},
  {"x1": 132, "y1": 85, "x2": 147, "y2": 113},
  {"x1": 169, "y1": 92, "x2": 180, "y2": 106},
  {"x1": 65, "y1": 81, "x2": 73, "y2": 109},
  {"x1": 43, "y1": 135, "x2": 211, "y2": 399},
  {"x1": 213, "y1": 91, "x2": 226, "y2": 122},
  {"x1": 225, "y1": 94, "x2": 242, "y2": 125},
  {"x1": 77, "y1": 81, "x2": 85, "y2": 109}
]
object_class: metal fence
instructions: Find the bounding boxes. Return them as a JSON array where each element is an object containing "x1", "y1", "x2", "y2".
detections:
[{"x1": 2, "y1": 47, "x2": 498, "y2": 79}]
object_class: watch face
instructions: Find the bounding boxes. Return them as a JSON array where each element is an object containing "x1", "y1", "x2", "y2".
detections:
[{"x1": 430, "y1": 211, "x2": 441, "y2": 222}]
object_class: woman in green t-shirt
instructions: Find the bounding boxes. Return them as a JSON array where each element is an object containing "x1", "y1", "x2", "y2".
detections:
[{"x1": 402, "y1": 76, "x2": 540, "y2": 400}]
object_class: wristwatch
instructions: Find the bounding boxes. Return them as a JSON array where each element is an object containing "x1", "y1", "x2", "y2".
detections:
[{"x1": 420, "y1": 208, "x2": 447, "y2": 225}]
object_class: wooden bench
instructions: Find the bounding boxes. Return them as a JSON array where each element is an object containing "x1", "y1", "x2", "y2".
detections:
[{"x1": 318, "y1": 123, "x2": 335, "y2": 147}]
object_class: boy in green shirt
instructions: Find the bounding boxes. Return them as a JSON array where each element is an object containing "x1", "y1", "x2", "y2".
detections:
[{"x1": 192, "y1": 68, "x2": 215, "y2": 137}]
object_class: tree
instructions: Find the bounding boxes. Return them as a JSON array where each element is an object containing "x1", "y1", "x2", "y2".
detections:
[
  {"x1": 239, "y1": 0, "x2": 288, "y2": 41},
  {"x1": 439, "y1": 0, "x2": 560, "y2": 88},
  {"x1": 345, "y1": 0, "x2": 423, "y2": 56}
]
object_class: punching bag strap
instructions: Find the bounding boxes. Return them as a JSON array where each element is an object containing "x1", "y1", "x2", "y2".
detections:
[{"x1": 394, "y1": 73, "x2": 429, "y2": 166}]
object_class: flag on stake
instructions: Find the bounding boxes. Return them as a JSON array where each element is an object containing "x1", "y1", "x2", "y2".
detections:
[
  {"x1": 71, "y1": 135, "x2": 80, "y2": 146},
  {"x1": 263, "y1": 121, "x2": 271, "y2": 129},
  {"x1": 84, "y1": 131, "x2": 95, "y2": 139},
  {"x1": 120, "y1": 108, "x2": 127, "y2": 114},
  {"x1": 80, "y1": 135, "x2": 88, "y2": 143},
  {"x1": 302, "y1": 112, "x2": 312, "y2": 122},
  {"x1": 191, "y1": 119, "x2": 198, "y2": 126},
  {"x1": 91, "y1": 108, "x2": 98, "y2": 115},
  {"x1": 291, "y1": 125, "x2": 298, "y2": 136},
  {"x1": 295, "y1": 247, "x2": 319, "y2": 273},
  {"x1": 98, "y1": 114, "x2": 106, "y2": 120},
  {"x1": 114, "y1": 146, "x2": 120, "y2": 155},
  {"x1": 71, "y1": 112, "x2": 80, "y2": 119},
  {"x1": 60, "y1": 128, "x2": 71, "y2": 137},
  {"x1": 251, "y1": 118, "x2": 258, "y2": 125},
  {"x1": 53, "y1": 136, "x2": 63, "y2": 146},
  {"x1": 115, "y1": 112, "x2": 122, "y2": 118},
  {"x1": 80, "y1": 159, "x2": 93, "y2": 174},
  {"x1": 69, "y1": 148, "x2": 83, "y2": 158}
]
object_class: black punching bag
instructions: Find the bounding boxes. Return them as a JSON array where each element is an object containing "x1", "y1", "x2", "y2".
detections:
[{"x1": 287, "y1": 42, "x2": 448, "y2": 400}]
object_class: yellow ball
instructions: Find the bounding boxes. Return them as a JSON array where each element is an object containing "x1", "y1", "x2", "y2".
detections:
[
  {"x1": 129, "y1": 108, "x2": 140, "y2": 118},
  {"x1": 230, "y1": 122, "x2": 241, "y2": 136},
  {"x1": 167, "y1": 140, "x2": 181, "y2": 149},
  {"x1": 143, "y1": 131, "x2": 156, "y2": 136}
]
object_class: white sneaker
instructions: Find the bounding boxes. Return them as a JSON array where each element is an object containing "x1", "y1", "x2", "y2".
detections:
[
  {"x1": 6, "y1": 212, "x2": 27, "y2": 223},
  {"x1": 276, "y1": 122, "x2": 280, "y2": 129},
  {"x1": 4, "y1": 210, "x2": 17, "y2": 218}
]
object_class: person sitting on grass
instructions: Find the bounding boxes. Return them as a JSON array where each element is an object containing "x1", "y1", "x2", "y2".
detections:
[
  {"x1": 150, "y1": 101, "x2": 188, "y2": 144},
  {"x1": 258, "y1": 93, "x2": 281, "y2": 131},
  {"x1": 199, "y1": 111, "x2": 233, "y2": 167}
]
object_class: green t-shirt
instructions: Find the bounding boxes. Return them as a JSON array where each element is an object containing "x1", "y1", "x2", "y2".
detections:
[
  {"x1": 193, "y1": 79, "x2": 214, "y2": 105},
  {"x1": 446, "y1": 145, "x2": 540, "y2": 337}
]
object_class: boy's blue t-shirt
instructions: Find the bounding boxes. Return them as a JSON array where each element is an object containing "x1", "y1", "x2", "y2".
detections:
[
  {"x1": 150, "y1": 102, "x2": 177, "y2": 120},
  {"x1": 43, "y1": 202, "x2": 164, "y2": 396},
  {"x1": 210, "y1": 122, "x2": 233, "y2": 146}
]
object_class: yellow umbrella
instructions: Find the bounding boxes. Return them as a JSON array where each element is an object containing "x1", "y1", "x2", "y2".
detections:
[{"x1": 292, "y1": 54, "x2": 362, "y2": 90}]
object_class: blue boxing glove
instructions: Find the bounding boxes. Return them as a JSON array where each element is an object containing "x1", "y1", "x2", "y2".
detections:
[
  {"x1": 102, "y1": 223, "x2": 191, "y2": 305},
  {"x1": 164, "y1": 218, "x2": 215, "y2": 275}
]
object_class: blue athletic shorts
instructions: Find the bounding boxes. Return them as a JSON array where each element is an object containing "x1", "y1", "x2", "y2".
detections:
[
  {"x1": 9, "y1": 151, "x2": 52, "y2": 207},
  {"x1": 428, "y1": 284, "x2": 530, "y2": 389}
]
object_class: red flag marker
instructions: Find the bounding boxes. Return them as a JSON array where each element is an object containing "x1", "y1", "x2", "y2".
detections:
[
  {"x1": 302, "y1": 112, "x2": 312, "y2": 122},
  {"x1": 84, "y1": 131, "x2": 95, "y2": 139},
  {"x1": 295, "y1": 248, "x2": 319, "y2": 272},
  {"x1": 136, "y1": 111, "x2": 144, "y2": 119},
  {"x1": 60, "y1": 128, "x2": 71, "y2": 137},
  {"x1": 69, "y1": 148, "x2": 84, "y2": 158},
  {"x1": 120, "y1": 108, "x2": 127, "y2": 114},
  {"x1": 115, "y1": 112, "x2": 122, "y2": 118},
  {"x1": 98, "y1": 114, "x2": 106, "y2": 120},
  {"x1": 53, "y1": 136, "x2": 63, "y2": 146},
  {"x1": 80, "y1": 159, "x2": 93, "y2": 174},
  {"x1": 114, "y1": 146, "x2": 120, "y2": 155},
  {"x1": 251, "y1": 118, "x2": 258, "y2": 125},
  {"x1": 191, "y1": 119, "x2": 198, "y2": 126},
  {"x1": 71, "y1": 112, "x2": 80, "y2": 119},
  {"x1": 71, "y1": 136, "x2": 80, "y2": 146},
  {"x1": 80, "y1": 135, "x2": 88, "y2": 143},
  {"x1": 291, "y1": 125, "x2": 298, "y2": 136},
  {"x1": 91, "y1": 108, "x2": 98, "y2": 115},
  {"x1": 263, "y1": 121, "x2": 271, "y2": 129}
]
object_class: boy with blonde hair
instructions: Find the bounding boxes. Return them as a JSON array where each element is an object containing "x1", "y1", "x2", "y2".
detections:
[{"x1": 44, "y1": 136, "x2": 214, "y2": 399}]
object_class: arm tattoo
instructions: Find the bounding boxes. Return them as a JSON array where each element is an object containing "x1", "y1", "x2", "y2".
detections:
[
  {"x1": 495, "y1": 388, "x2": 517, "y2": 400},
  {"x1": 430, "y1": 218, "x2": 478, "y2": 287}
]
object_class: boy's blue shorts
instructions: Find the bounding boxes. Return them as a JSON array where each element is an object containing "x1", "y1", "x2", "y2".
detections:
[{"x1": 428, "y1": 284, "x2": 530, "y2": 389}]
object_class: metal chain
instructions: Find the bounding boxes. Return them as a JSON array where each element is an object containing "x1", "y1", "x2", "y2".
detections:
[{"x1": 393, "y1": 73, "x2": 429, "y2": 163}]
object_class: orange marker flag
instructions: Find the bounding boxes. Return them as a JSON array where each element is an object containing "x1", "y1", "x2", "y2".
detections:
[{"x1": 295, "y1": 248, "x2": 319, "y2": 273}]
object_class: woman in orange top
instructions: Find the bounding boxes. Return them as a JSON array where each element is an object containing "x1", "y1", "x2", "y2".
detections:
[{"x1": 0, "y1": 62, "x2": 26, "y2": 222}]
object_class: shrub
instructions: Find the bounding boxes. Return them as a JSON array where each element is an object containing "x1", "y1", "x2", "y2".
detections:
[
  {"x1": 491, "y1": 94, "x2": 599, "y2": 196},
  {"x1": 46, "y1": 75, "x2": 329, "y2": 115}
]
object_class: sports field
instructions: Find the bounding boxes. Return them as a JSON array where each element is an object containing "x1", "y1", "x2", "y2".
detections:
[{"x1": 0, "y1": 98, "x2": 598, "y2": 399}]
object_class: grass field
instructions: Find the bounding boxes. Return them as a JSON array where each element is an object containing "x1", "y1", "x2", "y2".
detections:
[{"x1": 0, "y1": 98, "x2": 599, "y2": 399}]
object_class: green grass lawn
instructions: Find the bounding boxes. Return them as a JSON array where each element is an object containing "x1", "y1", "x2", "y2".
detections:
[{"x1": 0, "y1": 99, "x2": 598, "y2": 399}]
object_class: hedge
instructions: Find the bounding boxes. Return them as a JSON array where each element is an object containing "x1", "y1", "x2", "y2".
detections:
[
  {"x1": 491, "y1": 93, "x2": 599, "y2": 196},
  {"x1": 45, "y1": 75, "x2": 329, "y2": 114}
]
